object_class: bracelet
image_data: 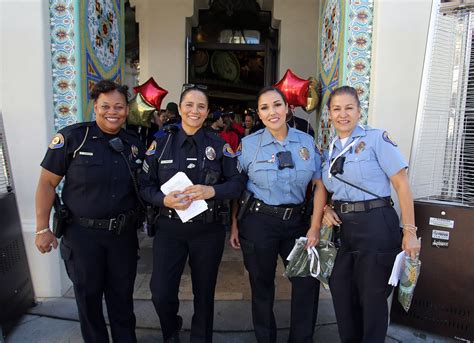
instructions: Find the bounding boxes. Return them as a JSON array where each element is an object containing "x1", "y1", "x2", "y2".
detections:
[
  {"x1": 403, "y1": 224, "x2": 418, "y2": 231},
  {"x1": 35, "y1": 228, "x2": 51, "y2": 235}
]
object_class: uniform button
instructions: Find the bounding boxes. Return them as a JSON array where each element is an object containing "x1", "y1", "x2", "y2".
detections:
[
  {"x1": 111, "y1": 194, "x2": 116, "y2": 198},
  {"x1": 113, "y1": 177, "x2": 118, "y2": 181},
  {"x1": 114, "y1": 160, "x2": 118, "y2": 164}
]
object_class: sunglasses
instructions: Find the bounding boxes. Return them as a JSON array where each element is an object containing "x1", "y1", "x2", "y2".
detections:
[{"x1": 182, "y1": 83, "x2": 208, "y2": 92}]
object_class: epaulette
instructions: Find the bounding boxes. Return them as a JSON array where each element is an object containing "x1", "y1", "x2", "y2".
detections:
[
  {"x1": 205, "y1": 130, "x2": 226, "y2": 144},
  {"x1": 123, "y1": 128, "x2": 140, "y2": 138},
  {"x1": 242, "y1": 128, "x2": 264, "y2": 143}
]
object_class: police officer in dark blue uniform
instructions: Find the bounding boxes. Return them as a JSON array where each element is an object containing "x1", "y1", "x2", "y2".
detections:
[
  {"x1": 321, "y1": 86, "x2": 421, "y2": 343},
  {"x1": 229, "y1": 87, "x2": 327, "y2": 343},
  {"x1": 35, "y1": 80, "x2": 145, "y2": 343},
  {"x1": 139, "y1": 84, "x2": 246, "y2": 343}
]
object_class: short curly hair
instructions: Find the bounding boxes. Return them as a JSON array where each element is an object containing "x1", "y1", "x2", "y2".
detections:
[{"x1": 89, "y1": 80, "x2": 129, "y2": 104}]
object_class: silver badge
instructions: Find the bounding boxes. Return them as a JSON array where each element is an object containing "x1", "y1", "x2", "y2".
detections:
[
  {"x1": 299, "y1": 147, "x2": 310, "y2": 160},
  {"x1": 205, "y1": 146, "x2": 216, "y2": 160},
  {"x1": 187, "y1": 163, "x2": 196, "y2": 169}
]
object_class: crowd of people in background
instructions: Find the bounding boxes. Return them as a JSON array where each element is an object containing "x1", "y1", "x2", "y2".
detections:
[{"x1": 129, "y1": 101, "x2": 315, "y2": 154}]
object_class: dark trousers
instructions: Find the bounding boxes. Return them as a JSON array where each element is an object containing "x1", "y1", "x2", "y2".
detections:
[
  {"x1": 239, "y1": 212, "x2": 320, "y2": 343},
  {"x1": 60, "y1": 223, "x2": 138, "y2": 343},
  {"x1": 329, "y1": 206, "x2": 402, "y2": 343},
  {"x1": 150, "y1": 217, "x2": 226, "y2": 343}
]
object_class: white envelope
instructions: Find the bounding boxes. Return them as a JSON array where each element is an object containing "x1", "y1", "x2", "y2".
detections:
[{"x1": 160, "y1": 172, "x2": 208, "y2": 223}]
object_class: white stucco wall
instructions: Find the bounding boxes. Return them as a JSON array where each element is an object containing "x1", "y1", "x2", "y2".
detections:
[
  {"x1": 1, "y1": 0, "x2": 70, "y2": 297},
  {"x1": 131, "y1": 0, "x2": 195, "y2": 107},
  {"x1": 369, "y1": 0, "x2": 433, "y2": 163},
  {"x1": 369, "y1": 0, "x2": 433, "y2": 212}
]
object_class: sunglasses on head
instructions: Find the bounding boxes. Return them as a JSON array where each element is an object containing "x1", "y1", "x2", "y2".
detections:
[{"x1": 182, "y1": 83, "x2": 208, "y2": 92}]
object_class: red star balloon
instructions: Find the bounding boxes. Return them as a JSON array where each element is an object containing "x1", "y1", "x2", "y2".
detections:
[
  {"x1": 133, "y1": 77, "x2": 168, "y2": 109},
  {"x1": 274, "y1": 69, "x2": 310, "y2": 107}
]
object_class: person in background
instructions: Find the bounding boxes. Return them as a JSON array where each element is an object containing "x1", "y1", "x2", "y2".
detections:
[
  {"x1": 230, "y1": 86, "x2": 326, "y2": 343},
  {"x1": 35, "y1": 80, "x2": 145, "y2": 342},
  {"x1": 139, "y1": 84, "x2": 246, "y2": 343},
  {"x1": 286, "y1": 110, "x2": 315, "y2": 137},
  {"x1": 321, "y1": 85, "x2": 421, "y2": 343},
  {"x1": 243, "y1": 113, "x2": 254, "y2": 136},
  {"x1": 207, "y1": 110, "x2": 224, "y2": 135}
]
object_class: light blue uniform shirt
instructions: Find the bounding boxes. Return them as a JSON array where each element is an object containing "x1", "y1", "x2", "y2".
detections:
[
  {"x1": 238, "y1": 127, "x2": 322, "y2": 206},
  {"x1": 322, "y1": 125, "x2": 407, "y2": 201}
]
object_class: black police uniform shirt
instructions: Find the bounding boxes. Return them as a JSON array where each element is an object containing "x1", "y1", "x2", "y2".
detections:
[
  {"x1": 41, "y1": 122, "x2": 146, "y2": 219},
  {"x1": 140, "y1": 127, "x2": 246, "y2": 207}
]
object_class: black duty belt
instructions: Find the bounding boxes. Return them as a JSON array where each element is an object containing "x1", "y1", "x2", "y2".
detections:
[
  {"x1": 333, "y1": 197, "x2": 391, "y2": 214},
  {"x1": 161, "y1": 208, "x2": 205, "y2": 223},
  {"x1": 250, "y1": 200, "x2": 303, "y2": 221},
  {"x1": 74, "y1": 213, "x2": 130, "y2": 233}
]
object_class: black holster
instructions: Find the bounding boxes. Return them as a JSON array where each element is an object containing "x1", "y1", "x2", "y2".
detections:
[
  {"x1": 52, "y1": 194, "x2": 71, "y2": 238},
  {"x1": 145, "y1": 205, "x2": 158, "y2": 237},
  {"x1": 237, "y1": 190, "x2": 254, "y2": 221}
]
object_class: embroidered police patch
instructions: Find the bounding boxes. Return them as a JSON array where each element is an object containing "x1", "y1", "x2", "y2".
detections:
[
  {"x1": 146, "y1": 141, "x2": 157, "y2": 156},
  {"x1": 48, "y1": 133, "x2": 64, "y2": 149},
  {"x1": 223, "y1": 143, "x2": 239, "y2": 158},
  {"x1": 382, "y1": 131, "x2": 397, "y2": 147}
]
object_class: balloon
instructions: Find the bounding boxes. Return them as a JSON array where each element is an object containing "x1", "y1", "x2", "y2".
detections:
[
  {"x1": 274, "y1": 69, "x2": 310, "y2": 107},
  {"x1": 305, "y1": 77, "x2": 320, "y2": 112},
  {"x1": 127, "y1": 93, "x2": 156, "y2": 128},
  {"x1": 133, "y1": 77, "x2": 168, "y2": 109}
]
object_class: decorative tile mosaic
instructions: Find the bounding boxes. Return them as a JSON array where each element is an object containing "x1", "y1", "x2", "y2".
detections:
[
  {"x1": 317, "y1": 0, "x2": 374, "y2": 148},
  {"x1": 49, "y1": 0, "x2": 80, "y2": 131},
  {"x1": 81, "y1": 0, "x2": 124, "y2": 121}
]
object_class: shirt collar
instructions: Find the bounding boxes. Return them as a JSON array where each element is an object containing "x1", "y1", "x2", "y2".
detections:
[
  {"x1": 176, "y1": 127, "x2": 205, "y2": 147},
  {"x1": 260, "y1": 125, "x2": 298, "y2": 146}
]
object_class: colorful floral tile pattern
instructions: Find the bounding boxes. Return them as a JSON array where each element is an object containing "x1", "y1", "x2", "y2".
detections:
[
  {"x1": 49, "y1": 0, "x2": 79, "y2": 131},
  {"x1": 317, "y1": 0, "x2": 374, "y2": 149},
  {"x1": 82, "y1": 0, "x2": 124, "y2": 121}
]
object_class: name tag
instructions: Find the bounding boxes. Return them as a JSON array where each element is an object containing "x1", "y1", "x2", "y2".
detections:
[
  {"x1": 186, "y1": 158, "x2": 197, "y2": 161},
  {"x1": 79, "y1": 151, "x2": 93, "y2": 156},
  {"x1": 160, "y1": 160, "x2": 173, "y2": 164}
]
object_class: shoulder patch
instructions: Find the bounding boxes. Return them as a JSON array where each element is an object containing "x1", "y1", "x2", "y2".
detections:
[
  {"x1": 48, "y1": 133, "x2": 65, "y2": 149},
  {"x1": 146, "y1": 140, "x2": 157, "y2": 156},
  {"x1": 382, "y1": 131, "x2": 397, "y2": 147},
  {"x1": 223, "y1": 143, "x2": 240, "y2": 158}
]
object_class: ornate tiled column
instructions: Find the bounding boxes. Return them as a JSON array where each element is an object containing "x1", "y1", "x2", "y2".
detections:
[
  {"x1": 49, "y1": 0, "x2": 125, "y2": 130},
  {"x1": 318, "y1": 0, "x2": 374, "y2": 148}
]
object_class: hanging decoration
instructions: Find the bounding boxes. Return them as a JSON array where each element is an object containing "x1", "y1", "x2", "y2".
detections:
[
  {"x1": 274, "y1": 69, "x2": 310, "y2": 108},
  {"x1": 133, "y1": 77, "x2": 168, "y2": 110}
]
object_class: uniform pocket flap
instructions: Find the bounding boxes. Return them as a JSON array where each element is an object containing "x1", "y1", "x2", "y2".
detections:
[{"x1": 60, "y1": 242, "x2": 72, "y2": 261}]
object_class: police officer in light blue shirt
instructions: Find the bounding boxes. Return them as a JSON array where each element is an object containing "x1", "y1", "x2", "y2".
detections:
[
  {"x1": 321, "y1": 86, "x2": 421, "y2": 343},
  {"x1": 322, "y1": 124, "x2": 408, "y2": 201},
  {"x1": 230, "y1": 86, "x2": 327, "y2": 343}
]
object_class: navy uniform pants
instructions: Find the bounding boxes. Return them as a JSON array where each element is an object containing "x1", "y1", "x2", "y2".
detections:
[
  {"x1": 150, "y1": 217, "x2": 226, "y2": 343},
  {"x1": 60, "y1": 222, "x2": 138, "y2": 343},
  {"x1": 329, "y1": 206, "x2": 402, "y2": 343},
  {"x1": 239, "y1": 212, "x2": 320, "y2": 343}
]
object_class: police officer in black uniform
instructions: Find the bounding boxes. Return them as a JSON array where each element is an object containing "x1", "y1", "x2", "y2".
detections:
[
  {"x1": 35, "y1": 80, "x2": 145, "y2": 343},
  {"x1": 139, "y1": 84, "x2": 246, "y2": 343}
]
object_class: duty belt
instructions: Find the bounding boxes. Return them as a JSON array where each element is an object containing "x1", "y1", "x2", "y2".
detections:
[
  {"x1": 73, "y1": 212, "x2": 132, "y2": 234},
  {"x1": 161, "y1": 208, "x2": 205, "y2": 223},
  {"x1": 250, "y1": 200, "x2": 303, "y2": 221},
  {"x1": 333, "y1": 197, "x2": 391, "y2": 214}
]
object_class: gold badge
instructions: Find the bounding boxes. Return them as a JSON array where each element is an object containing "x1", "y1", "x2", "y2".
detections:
[
  {"x1": 299, "y1": 147, "x2": 310, "y2": 160},
  {"x1": 48, "y1": 133, "x2": 64, "y2": 149},
  {"x1": 206, "y1": 146, "x2": 216, "y2": 160},
  {"x1": 146, "y1": 141, "x2": 157, "y2": 156},
  {"x1": 355, "y1": 141, "x2": 366, "y2": 154}
]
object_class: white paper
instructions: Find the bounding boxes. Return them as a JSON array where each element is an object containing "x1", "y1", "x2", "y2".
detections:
[
  {"x1": 160, "y1": 172, "x2": 208, "y2": 223},
  {"x1": 388, "y1": 251, "x2": 406, "y2": 286}
]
